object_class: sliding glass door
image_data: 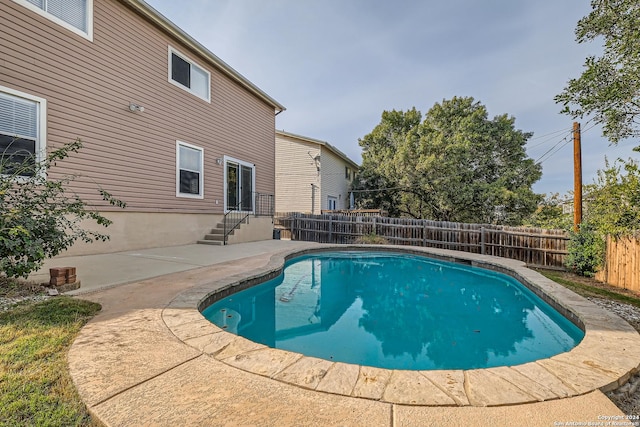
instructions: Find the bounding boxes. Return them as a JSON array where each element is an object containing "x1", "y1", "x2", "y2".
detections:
[{"x1": 225, "y1": 157, "x2": 254, "y2": 212}]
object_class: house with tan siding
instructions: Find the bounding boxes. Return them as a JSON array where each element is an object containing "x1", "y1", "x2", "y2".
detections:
[
  {"x1": 1, "y1": 0, "x2": 285, "y2": 254},
  {"x1": 275, "y1": 130, "x2": 358, "y2": 214}
]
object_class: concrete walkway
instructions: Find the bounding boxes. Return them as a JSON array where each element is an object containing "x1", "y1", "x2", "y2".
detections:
[
  {"x1": 52, "y1": 241, "x2": 631, "y2": 426},
  {"x1": 31, "y1": 241, "x2": 311, "y2": 295}
]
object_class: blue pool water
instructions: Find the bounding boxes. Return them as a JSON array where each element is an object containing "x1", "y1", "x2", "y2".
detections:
[{"x1": 202, "y1": 251, "x2": 584, "y2": 370}]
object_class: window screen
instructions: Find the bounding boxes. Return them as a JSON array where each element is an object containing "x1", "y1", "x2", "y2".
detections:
[
  {"x1": 171, "y1": 53, "x2": 191, "y2": 88},
  {"x1": 179, "y1": 170, "x2": 199, "y2": 195},
  {"x1": 177, "y1": 143, "x2": 203, "y2": 197},
  {"x1": 0, "y1": 135, "x2": 36, "y2": 176}
]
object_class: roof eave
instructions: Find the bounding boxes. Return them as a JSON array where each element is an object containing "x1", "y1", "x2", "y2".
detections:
[
  {"x1": 276, "y1": 130, "x2": 359, "y2": 169},
  {"x1": 121, "y1": 0, "x2": 286, "y2": 114}
]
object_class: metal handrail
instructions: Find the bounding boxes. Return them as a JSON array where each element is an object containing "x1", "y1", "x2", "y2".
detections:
[
  {"x1": 223, "y1": 210, "x2": 250, "y2": 245},
  {"x1": 254, "y1": 192, "x2": 274, "y2": 217},
  {"x1": 223, "y1": 192, "x2": 274, "y2": 245}
]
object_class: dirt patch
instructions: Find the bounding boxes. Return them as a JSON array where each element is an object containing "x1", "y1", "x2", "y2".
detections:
[
  {"x1": 0, "y1": 277, "x2": 50, "y2": 312},
  {"x1": 551, "y1": 270, "x2": 640, "y2": 298}
]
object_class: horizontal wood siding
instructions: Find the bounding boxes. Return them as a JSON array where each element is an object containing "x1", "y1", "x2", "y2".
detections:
[
  {"x1": 275, "y1": 133, "x2": 320, "y2": 213},
  {"x1": 320, "y1": 148, "x2": 351, "y2": 210},
  {"x1": 0, "y1": 0, "x2": 275, "y2": 213},
  {"x1": 277, "y1": 213, "x2": 569, "y2": 269}
]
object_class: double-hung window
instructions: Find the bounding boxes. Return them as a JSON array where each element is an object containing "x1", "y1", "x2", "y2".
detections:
[
  {"x1": 13, "y1": 0, "x2": 93, "y2": 40},
  {"x1": 169, "y1": 47, "x2": 211, "y2": 102},
  {"x1": 0, "y1": 86, "x2": 46, "y2": 177},
  {"x1": 176, "y1": 141, "x2": 204, "y2": 199}
]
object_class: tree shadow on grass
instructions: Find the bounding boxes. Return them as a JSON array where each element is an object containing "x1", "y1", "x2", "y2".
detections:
[{"x1": 0, "y1": 297, "x2": 101, "y2": 327}]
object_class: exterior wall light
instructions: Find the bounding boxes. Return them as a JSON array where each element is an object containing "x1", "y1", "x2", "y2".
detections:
[{"x1": 129, "y1": 103, "x2": 145, "y2": 113}]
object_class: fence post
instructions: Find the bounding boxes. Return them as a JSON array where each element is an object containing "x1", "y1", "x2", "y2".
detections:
[
  {"x1": 372, "y1": 217, "x2": 377, "y2": 236},
  {"x1": 480, "y1": 227, "x2": 486, "y2": 255},
  {"x1": 328, "y1": 215, "x2": 333, "y2": 243},
  {"x1": 291, "y1": 213, "x2": 297, "y2": 241},
  {"x1": 422, "y1": 221, "x2": 427, "y2": 247}
]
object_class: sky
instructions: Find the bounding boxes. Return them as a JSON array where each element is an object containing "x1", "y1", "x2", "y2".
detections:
[{"x1": 145, "y1": 0, "x2": 638, "y2": 195}]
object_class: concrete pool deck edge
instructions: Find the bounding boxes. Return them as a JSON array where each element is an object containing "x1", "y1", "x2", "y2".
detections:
[
  {"x1": 165, "y1": 244, "x2": 640, "y2": 407},
  {"x1": 63, "y1": 241, "x2": 631, "y2": 425}
]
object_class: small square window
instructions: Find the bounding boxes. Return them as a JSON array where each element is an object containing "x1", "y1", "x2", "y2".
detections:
[{"x1": 169, "y1": 48, "x2": 211, "y2": 102}]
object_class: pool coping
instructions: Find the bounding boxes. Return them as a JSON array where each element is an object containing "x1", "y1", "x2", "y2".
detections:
[{"x1": 163, "y1": 244, "x2": 640, "y2": 407}]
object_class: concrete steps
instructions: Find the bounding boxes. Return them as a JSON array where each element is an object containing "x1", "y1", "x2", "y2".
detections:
[{"x1": 197, "y1": 222, "x2": 239, "y2": 246}]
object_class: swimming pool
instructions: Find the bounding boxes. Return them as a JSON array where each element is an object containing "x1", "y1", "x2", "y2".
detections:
[{"x1": 202, "y1": 251, "x2": 584, "y2": 370}]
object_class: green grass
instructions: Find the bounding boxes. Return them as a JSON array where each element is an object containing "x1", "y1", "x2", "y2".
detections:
[
  {"x1": 539, "y1": 270, "x2": 640, "y2": 309},
  {"x1": 0, "y1": 297, "x2": 101, "y2": 427}
]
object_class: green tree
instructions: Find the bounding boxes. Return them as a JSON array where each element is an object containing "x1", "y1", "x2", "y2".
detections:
[
  {"x1": 555, "y1": 0, "x2": 640, "y2": 145},
  {"x1": 565, "y1": 157, "x2": 640, "y2": 275},
  {"x1": 350, "y1": 168, "x2": 402, "y2": 217},
  {"x1": 1, "y1": 138, "x2": 125, "y2": 278},
  {"x1": 524, "y1": 193, "x2": 573, "y2": 230},
  {"x1": 584, "y1": 157, "x2": 640, "y2": 235},
  {"x1": 354, "y1": 97, "x2": 542, "y2": 224},
  {"x1": 351, "y1": 108, "x2": 421, "y2": 218}
]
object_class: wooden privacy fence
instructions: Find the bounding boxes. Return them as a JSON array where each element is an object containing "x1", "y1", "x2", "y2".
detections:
[
  {"x1": 275, "y1": 213, "x2": 569, "y2": 269},
  {"x1": 595, "y1": 235, "x2": 640, "y2": 292},
  {"x1": 320, "y1": 209, "x2": 387, "y2": 217}
]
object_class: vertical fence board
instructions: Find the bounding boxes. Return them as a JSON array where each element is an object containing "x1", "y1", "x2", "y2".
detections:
[
  {"x1": 596, "y1": 235, "x2": 640, "y2": 292},
  {"x1": 276, "y1": 212, "x2": 569, "y2": 269}
]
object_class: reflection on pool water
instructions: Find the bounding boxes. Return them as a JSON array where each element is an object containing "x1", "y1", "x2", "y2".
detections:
[{"x1": 201, "y1": 251, "x2": 584, "y2": 370}]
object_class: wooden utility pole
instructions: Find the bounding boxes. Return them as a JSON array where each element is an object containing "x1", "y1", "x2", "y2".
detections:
[{"x1": 573, "y1": 122, "x2": 583, "y2": 232}]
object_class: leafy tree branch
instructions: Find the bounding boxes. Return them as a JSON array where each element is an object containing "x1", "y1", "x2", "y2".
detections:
[
  {"x1": 1, "y1": 138, "x2": 126, "y2": 278},
  {"x1": 556, "y1": 0, "x2": 640, "y2": 145}
]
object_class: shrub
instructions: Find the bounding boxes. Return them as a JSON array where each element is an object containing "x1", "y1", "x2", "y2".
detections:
[
  {"x1": 354, "y1": 233, "x2": 389, "y2": 245},
  {"x1": 1, "y1": 139, "x2": 125, "y2": 278},
  {"x1": 564, "y1": 223, "x2": 605, "y2": 277}
]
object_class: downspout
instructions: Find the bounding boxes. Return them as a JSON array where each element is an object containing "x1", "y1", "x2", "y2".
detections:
[{"x1": 311, "y1": 183, "x2": 318, "y2": 214}]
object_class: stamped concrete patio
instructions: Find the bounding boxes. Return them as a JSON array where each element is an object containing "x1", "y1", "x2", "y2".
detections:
[{"x1": 57, "y1": 241, "x2": 638, "y2": 426}]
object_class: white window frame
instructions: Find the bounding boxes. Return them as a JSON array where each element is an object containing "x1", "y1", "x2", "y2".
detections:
[
  {"x1": 168, "y1": 46, "x2": 211, "y2": 103},
  {"x1": 223, "y1": 155, "x2": 255, "y2": 213},
  {"x1": 176, "y1": 140, "x2": 204, "y2": 199},
  {"x1": 12, "y1": 0, "x2": 94, "y2": 41},
  {"x1": 0, "y1": 85, "x2": 47, "y2": 179},
  {"x1": 327, "y1": 196, "x2": 337, "y2": 210}
]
